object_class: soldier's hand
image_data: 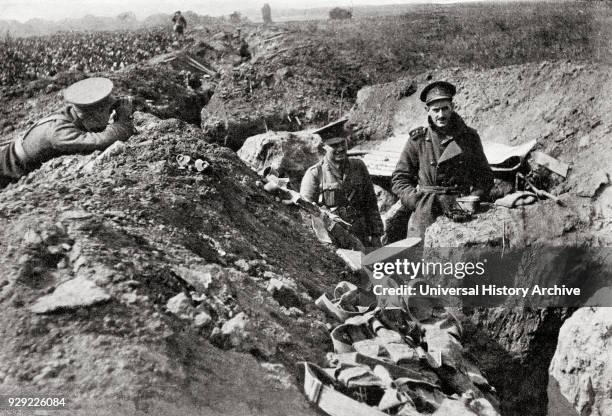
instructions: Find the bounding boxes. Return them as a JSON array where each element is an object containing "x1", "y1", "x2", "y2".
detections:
[
  {"x1": 111, "y1": 96, "x2": 134, "y2": 123},
  {"x1": 438, "y1": 194, "x2": 458, "y2": 213},
  {"x1": 369, "y1": 235, "x2": 383, "y2": 248}
]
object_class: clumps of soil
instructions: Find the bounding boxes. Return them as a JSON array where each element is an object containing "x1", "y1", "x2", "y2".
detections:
[
  {"x1": 0, "y1": 113, "x2": 352, "y2": 414},
  {"x1": 200, "y1": 25, "x2": 377, "y2": 149}
]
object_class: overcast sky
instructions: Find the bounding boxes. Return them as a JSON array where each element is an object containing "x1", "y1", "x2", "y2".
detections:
[{"x1": 0, "y1": 0, "x2": 484, "y2": 22}]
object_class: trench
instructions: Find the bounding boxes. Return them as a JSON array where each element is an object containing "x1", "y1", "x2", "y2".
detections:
[
  {"x1": 182, "y1": 75, "x2": 595, "y2": 416},
  {"x1": 2, "y1": 25, "x2": 609, "y2": 415}
]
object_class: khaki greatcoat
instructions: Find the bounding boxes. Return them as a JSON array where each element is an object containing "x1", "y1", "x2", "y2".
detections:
[{"x1": 391, "y1": 113, "x2": 493, "y2": 238}]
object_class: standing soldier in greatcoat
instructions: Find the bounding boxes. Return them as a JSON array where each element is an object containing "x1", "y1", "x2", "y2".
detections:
[{"x1": 391, "y1": 81, "x2": 493, "y2": 239}]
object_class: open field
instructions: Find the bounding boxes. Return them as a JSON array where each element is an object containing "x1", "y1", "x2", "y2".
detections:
[
  {"x1": 4, "y1": 1, "x2": 611, "y2": 99},
  {"x1": 283, "y1": 1, "x2": 612, "y2": 83}
]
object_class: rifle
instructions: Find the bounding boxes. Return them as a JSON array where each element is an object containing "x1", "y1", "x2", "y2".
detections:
[
  {"x1": 264, "y1": 178, "x2": 351, "y2": 226},
  {"x1": 262, "y1": 176, "x2": 364, "y2": 251}
]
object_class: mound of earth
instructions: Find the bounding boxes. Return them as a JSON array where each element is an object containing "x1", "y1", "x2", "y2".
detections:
[
  {"x1": 200, "y1": 24, "x2": 378, "y2": 150},
  {"x1": 0, "y1": 112, "x2": 352, "y2": 415},
  {"x1": 348, "y1": 77, "x2": 417, "y2": 142}
]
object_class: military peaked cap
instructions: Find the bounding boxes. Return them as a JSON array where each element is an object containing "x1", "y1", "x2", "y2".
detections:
[
  {"x1": 420, "y1": 81, "x2": 456, "y2": 104},
  {"x1": 313, "y1": 117, "x2": 350, "y2": 145},
  {"x1": 63, "y1": 77, "x2": 114, "y2": 108}
]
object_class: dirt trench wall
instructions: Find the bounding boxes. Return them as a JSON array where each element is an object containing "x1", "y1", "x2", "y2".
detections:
[
  {"x1": 357, "y1": 61, "x2": 612, "y2": 147},
  {"x1": 348, "y1": 77, "x2": 417, "y2": 142},
  {"x1": 201, "y1": 95, "x2": 318, "y2": 151},
  {"x1": 0, "y1": 112, "x2": 351, "y2": 415},
  {"x1": 199, "y1": 25, "x2": 376, "y2": 150},
  {"x1": 423, "y1": 198, "x2": 610, "y2": 416},
  {"x1": 464, "y1": 308, "x2": 572, "y2": 416}
]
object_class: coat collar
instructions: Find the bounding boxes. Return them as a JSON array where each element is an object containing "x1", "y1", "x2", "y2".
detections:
[{"x1": 427, "y1": 112, "x2": 469, "y2": 164}]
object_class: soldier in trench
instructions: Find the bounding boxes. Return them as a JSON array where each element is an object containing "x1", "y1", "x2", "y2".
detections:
[
  {"x1": 301, "y1": 118, "x2": 384, "y2": 249},
  {"x1": 391, "y1": 81, "x2": 494, "y2": 239},
  {"x1": 0, "y1": 77, "x2": 134, "y2": 188}
]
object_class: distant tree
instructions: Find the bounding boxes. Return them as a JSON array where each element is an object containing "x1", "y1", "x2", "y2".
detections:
[
  {"x1": 329, "y1": 7, "x2": 352, "y2": 20},
  {"x1": 117, "y1": 12, "x2": 137, "y2": 30},
  {"x1": 261, "y1": 3, "x2": 272, "y2": 24}
]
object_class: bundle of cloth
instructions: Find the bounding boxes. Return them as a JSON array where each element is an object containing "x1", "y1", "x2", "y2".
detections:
[{"x1": 302, "y1": 280, "x2": 501, "y2": 416}]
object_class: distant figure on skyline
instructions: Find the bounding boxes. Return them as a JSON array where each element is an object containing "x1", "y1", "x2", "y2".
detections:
[
  {"x1": 229, "y1": 11, "x2": 242, "y2": 24},
  {"x1": 172, "y1": 11, "x2": 187, "y2": 39},
  {"x1": 261, "y1": 3, "x2": 272, "y2": 24},
  {"x1": 391, "y1": 81, "x2": 494, "y2": 238}
]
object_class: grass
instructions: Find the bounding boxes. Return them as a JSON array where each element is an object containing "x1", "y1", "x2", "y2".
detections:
[
  {"x1": 3, "y1": 1, "x2": 612, "y2": 105},
  {"x1": 287, "y1": 1, "x2": 612, "y2": 84}
]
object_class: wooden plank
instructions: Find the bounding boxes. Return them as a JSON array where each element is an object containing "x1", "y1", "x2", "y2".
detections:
[
  {"x1": 185, "y1": 56, "x2": 217, "y2": 76},
  {"x1": 362, "y1": 155, "x2": 396, "y2": 162},
  {"x1": 364, "y1": 166, "x2": 396, "y2": 173},
  {"x1": 362, "y1": 149, "x2": 403, "y2": 156},
  {"x1": 363, "y1": 160, "x2": 395, "y2": 166},
  {"x1": 532, "y1": 151, "x2": 569, "y2": 178},
  {"x1": 362, "y1": 156, "x2": 398, "y2": 163},
  {"x1": 352, "y1": 149, "x2": 402, "y2": 158},
  {"x1": 366, "y1": 167, "x2": 395, "y2": 175},
  {"x1": 365, "y1": 169, "x2": 394, "y2": 177},
  {"x1": 363, "y1": 162, "x2": 396, "y2": 169}
]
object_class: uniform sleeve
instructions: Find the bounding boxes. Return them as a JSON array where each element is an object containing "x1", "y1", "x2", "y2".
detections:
[
  {"x1": 300, "y1": 166, "x2": 320, "y2": 203},
  {"x1": 358, "y1": 160, "x2": 384, "y2": 236},
  {"x1": 391, "y1": 139, "x2": 421, "y2": 210},
  {"x1": 467, "y1": 130, "x2": 494, "y2": 198},
  {"x1": 50, "y1": 120, "x2": 134, "y2": 154}
]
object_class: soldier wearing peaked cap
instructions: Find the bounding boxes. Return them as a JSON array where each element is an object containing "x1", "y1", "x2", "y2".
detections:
[
  {"x1": 300, "y1": 118, "x2": 384, "y2": 249},
  {"x1": 0, "y1": 77, "x2": 135, "y2": 188},
  {"x1": 391, "y1": 81, "x2": 493, "y2": 239}
]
